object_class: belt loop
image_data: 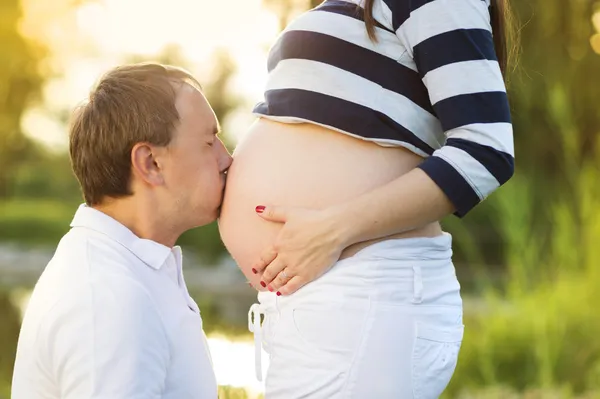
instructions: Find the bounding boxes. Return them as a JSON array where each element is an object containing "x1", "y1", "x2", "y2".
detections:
[
  {"x1": 248, "y1": 304, "x2": 263, "y2": 381},
  {"x1": 411, "y1": 265, "x2": 423, "y2": 304}
]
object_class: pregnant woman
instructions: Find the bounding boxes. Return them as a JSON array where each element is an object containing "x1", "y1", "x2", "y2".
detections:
[{"x1": 218, "y1": 0, "x2": 515, "y2": 397}]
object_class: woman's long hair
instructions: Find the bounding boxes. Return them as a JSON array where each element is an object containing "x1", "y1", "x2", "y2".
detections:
[{"x1": 362, "y1": 0, "x2": 519, "y2": 78}]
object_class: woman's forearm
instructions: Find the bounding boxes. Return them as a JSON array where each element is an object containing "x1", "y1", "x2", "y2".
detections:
[{"x1": 330, "y1": 168, "x2": 456, "y2": 248}]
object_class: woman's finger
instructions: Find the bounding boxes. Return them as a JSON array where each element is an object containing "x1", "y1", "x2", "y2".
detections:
[
  {"x1": 267, "y1": 267, "x2": 294, "y2": 292},
  {"x1": 260, "y1": 256, "x2": 286, "y2": 288},
  {"x1": 251, "y1": 246, "x2": 278, "y2": 275},
  {"x1": 255, "y1": 205, "x2": 290, "y2": 223},
  {"x1": 276, "y1": 276, "x2": 306, "y2": 296}
]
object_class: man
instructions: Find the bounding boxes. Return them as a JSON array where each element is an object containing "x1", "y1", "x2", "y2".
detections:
[{"x1": 12, "y1": 63, "x2": 232, "y2": 398}]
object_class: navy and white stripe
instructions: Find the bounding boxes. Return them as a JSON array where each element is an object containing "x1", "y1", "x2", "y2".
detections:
[{"x1": 253, "y1": 0, "x2": 514, "y2": 216}]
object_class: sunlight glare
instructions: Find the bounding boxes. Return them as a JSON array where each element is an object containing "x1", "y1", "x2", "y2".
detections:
[
  {"x1": 22, "y1": 0, "x2": 281, "y2": 147},
  {"x1": 593, "y1": 11, "x2": 600, "y2": 33},
  {"x1": 75, "y1": 0, "x2": 279, "y2": 94},
  {"x1": 207, "y1": 336, "x2": 268, "y2": 396}
]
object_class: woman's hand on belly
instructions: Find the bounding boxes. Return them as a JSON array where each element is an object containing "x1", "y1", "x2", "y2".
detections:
[
  {"x1": 250, "y1": 168, "x2": 452, "y2": 296},
  {"x1": 250, "y1": 205, "x2": 346, "y2": 295}
]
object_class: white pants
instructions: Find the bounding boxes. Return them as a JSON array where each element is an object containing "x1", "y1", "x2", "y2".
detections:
[{"x1": 248, "y1": 233, "x2": 464, "y2": 399}]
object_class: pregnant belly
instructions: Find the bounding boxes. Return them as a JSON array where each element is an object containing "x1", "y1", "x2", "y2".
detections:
[{"x1": 218, "y1": 118, "x2": 442, "y2": 289}]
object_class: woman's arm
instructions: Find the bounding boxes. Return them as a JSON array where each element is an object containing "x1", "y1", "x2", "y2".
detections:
[
  {"x1": 251, "y1": 168, "x2": 454, "y2": 294},
  {"x1": 252, "y1": 0, "x2": 514, "y2": 294},
  {"x1": 328, "y1": 167, "x2": 455, "y2": 245}
]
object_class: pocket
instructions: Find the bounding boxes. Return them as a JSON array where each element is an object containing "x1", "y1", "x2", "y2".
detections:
[
  {"x1": 291, "y1": 304, "x2": 368, "y2": 360},
  {"x1": 412, "y1": 322, "x2": 464, "y2": 399}
]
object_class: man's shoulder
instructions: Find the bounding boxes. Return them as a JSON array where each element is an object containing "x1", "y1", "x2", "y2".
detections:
[
  {"x1": 28, "y1": 257, "x2": 160, "y2": 339},
  {"x1": 29, "y1": 228, "x2": 155, "y2": 322},
  {"x1": 15, "y1": 232, "x2": 170, "y2": 398},
  {"x1": 50, "y1": 227, "x2": 147, "y2": 281}
]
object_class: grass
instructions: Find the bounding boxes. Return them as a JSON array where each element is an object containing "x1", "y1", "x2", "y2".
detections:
[
  {"x1": 443, "y1": 165, "x2": 600, "y2": 397},
  {"x1": 454, "y1": 388, "x2": 600, "y2": 398},
  {"x1": 0, "y1": 198, "x2": 229, "y2": 262},
  {"x1": 218, "y1": 386, "x2": 264, "y2": 399},
  {"x1": 0, "y1": 199, "x2": 77, "y2": 246}
]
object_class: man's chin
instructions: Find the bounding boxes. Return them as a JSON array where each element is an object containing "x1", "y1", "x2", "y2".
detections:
[
  {"x1": 215, "y1": 206, "x2": 223, "y2": 222},
  {"x1": 207, "y1": 206, "x2": 221, "y2": 224},
  {"x1": 185, "y1": 211, "x2": 219, "y2": 230}
]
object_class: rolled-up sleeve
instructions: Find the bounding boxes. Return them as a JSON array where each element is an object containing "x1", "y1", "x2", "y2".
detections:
[{"x1": 392, "y1": 0, "x2": 515, "y2": 216}]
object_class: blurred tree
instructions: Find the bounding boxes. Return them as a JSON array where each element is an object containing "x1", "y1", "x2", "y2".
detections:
[
  {"x1": 0, "y1": 292, "x2": 22, "y2": 394},
  {"x1": 10, "y1": 148, "x2": 80, "y2": 200},
  {"x1": 509, "y1": 0, "x2": 600, "y2": 184},
  {"x1": 0, "y1": 0, "x2": 46, "y2": 198}
]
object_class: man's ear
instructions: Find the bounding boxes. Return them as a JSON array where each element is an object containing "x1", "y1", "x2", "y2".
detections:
[{"x1": 131, "y1": 143, "x2": 164, "y2": 187}]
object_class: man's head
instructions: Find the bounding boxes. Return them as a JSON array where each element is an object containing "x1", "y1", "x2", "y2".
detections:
[{"x1": 69, "y1": 63, "x2": 232, "y2": 231}]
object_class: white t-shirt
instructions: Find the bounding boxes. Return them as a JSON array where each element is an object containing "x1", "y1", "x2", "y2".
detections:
[{"x1": 12, "y1": 204, "x2": 218, "y2": 398}]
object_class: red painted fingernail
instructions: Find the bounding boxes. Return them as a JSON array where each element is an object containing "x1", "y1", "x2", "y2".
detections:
[
  {"x1": 268, "y1": 286, "x2": 273, "y2": 292},
  {"x1": 252, "y1": 268, "x2": 257, "y2": 274},
  {"x1": 255, "y1": 205, "x2": 265, "y2": 213},
  {"x1": 276, "y1": 291, "x2": 281, "y2": 296},
  {"x1": 260, "y1": 281, "x2": 266, "y2": 287}
]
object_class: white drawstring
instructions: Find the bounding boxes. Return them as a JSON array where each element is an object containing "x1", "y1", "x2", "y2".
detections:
[{"x1": 248, "y1": 303, "x2": 264, "y2": 381}]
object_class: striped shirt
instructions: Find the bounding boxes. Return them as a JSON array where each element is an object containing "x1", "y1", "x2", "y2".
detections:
[{"x1": 252, "y1": 0, "x2": 515, "y2": 216}]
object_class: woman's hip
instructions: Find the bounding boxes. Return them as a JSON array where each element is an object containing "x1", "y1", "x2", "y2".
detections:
[
  {"x1": 259, "y1": 298, "x2": 463, "y2": 398},
  {"x1": 252, "y1": 234, "x2": 464, "y2": 398}
]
